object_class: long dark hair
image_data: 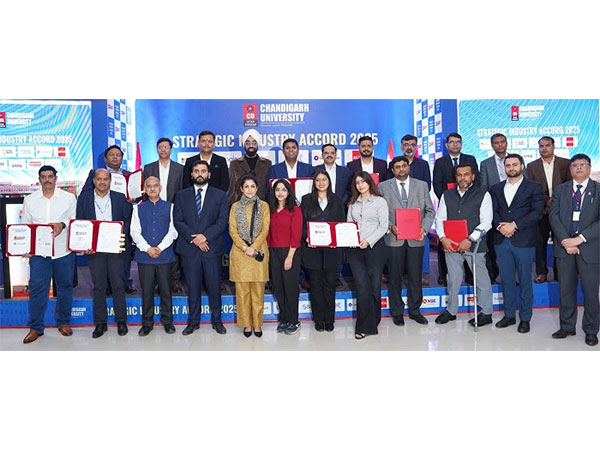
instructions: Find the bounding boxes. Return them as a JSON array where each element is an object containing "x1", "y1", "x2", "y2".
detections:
[
  {"x1": 349, "y1": 171, "x2": 383, "y2": 204},
  {"x1": 305, "y1": 169, "x2": 334, "y2": 218},
  {"x1": 268, "y1": 179, "x2": 296, "y2": 212}
]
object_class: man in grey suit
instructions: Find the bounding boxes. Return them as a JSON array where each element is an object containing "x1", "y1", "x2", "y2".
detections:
[
  {"x1": 549, "y1": 154, "x2": 599, "y2": 346},
  {"x1": 479, "y1": 133, "x2": 509, "y2": 283},
  {"x1": 143, "y1": 137, "x2": 185, "y2": 292},
  {"x1": 380, "y1": 156, "x2": 435, "y2": 326}
]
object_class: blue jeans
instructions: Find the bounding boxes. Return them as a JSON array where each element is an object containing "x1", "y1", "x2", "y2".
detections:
[
  {"x1": 28, "y1": 252, "x2": 76, "y2": 332},
  {"x1": 495, "y1": 239, "x2": 535, "y2": 321}
]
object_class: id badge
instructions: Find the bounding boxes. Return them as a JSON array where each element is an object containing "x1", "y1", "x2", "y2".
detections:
[{"x1": 572, "y1": 211, "x2": 581, "y2": 221}]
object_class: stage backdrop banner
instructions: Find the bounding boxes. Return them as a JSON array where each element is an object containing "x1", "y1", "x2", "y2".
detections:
[
  {"x1": 458, "y1": 99, "x2": 599, "y2": 170},
  {"x1": 135, "y1": 100, "x2": 414, "y2": 168},
  {"x1": 0, "y1": 100, "x2": 92, "y2": 195}
]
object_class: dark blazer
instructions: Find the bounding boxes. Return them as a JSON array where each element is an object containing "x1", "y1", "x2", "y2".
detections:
[
  {"x1": 143, "y1": 160, "x2": 184, "y2": 202},
  {"x1": 227, "y1": 156, "x2": 272, "y2": 205},
  {"x1": 549, "y1": 179, "x2": 600, "y2": 263},
  {"x1": 76, "y1": 189, "x2": 133, "y2": 246},
  {"x1": 433, "y1": 153, "x2": 480, "y2": 199},
  {"x1": 490, "y1": 178, "x2": 545, "y2": 247},
  {"x1": 299, "y1": 193, "x2": 346, "y2": 269},
  {"x1": 347, "y1": 157, "x2": 388, "y2": 184},
  {"x1": 173, "y1": 186, "x2": 229, "y2": 259},
  {"x1": 314, "y1": 164, "x2": 351, "y2": 205},
  {"x1": 526, "y1": 156, "x2": 571, "y2": 212},
  {"x1": 266, "y1": 161, "x2": 315, "y2": 198},
  {"x1": 182, "y1": 153, "x2": 229, "y2": 192},
  {"x1": 81, "y1": 167, "x2": 130, "y2": 193}
]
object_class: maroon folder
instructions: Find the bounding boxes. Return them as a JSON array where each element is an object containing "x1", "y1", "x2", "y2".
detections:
[{"x1": 395, "y1": 209, "x2": 421, "y2": 240}]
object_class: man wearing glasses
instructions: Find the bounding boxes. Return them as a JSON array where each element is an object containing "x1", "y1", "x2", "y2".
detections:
[{"x1": 433, "y1": 133, "x2": 480, "y2": 286}]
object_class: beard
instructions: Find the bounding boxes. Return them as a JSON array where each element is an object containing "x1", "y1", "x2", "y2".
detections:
[
  {"x1": 192, "y1": 176, "x2": 208, "y2": 186},
  {"x1": 507, "y1": 170, "x2": 522, "y2": 178},
  {"x1": 245, "y1": 148, "x2": 258, "y2": 158}
]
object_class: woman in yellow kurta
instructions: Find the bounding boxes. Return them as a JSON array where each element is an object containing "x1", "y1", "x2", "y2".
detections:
[{"x1": 229, "y1": 174, "x2": 270, "y2": 337}]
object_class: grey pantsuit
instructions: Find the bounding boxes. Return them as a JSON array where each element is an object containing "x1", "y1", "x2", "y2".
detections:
[{"x1": 445, "y1": 252, "x2": 493, "y2": 315}]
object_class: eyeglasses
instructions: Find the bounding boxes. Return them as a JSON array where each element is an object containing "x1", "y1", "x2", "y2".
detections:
[
  {"x1": 402, "y1": 143, "x2": 417, "y2": 148},
  {"x1": 571, "y1": 163, "x2": 589, "y2": 169},
  {"x1": 447, "y1": 140, "x2": 462, "y2": 145}
]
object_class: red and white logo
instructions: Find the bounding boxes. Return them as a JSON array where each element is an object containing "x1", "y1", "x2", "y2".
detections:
[
  {"x1": 0, "y1": 111, "x2": 6, "y2": 128},
  {"x1": 243, "y1": 103, "x2": 258, "y2": 127},
  {"x1": 511, "y1": 106, "x2": 519, "y2": 121}
]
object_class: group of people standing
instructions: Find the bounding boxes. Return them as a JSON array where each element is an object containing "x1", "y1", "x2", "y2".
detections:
[{"x1": 19, "y1": 128, "x2": 599, "y2": 347}]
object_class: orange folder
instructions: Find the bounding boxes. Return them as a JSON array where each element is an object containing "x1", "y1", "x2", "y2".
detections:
[{"x1": 395, "y1": 209, "x2": 421, "y2": 240}]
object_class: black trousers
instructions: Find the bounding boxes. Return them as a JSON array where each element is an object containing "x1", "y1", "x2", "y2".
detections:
[
  {"x1": 182, "y1": 253, "x2": 222, "y2": 325},
  {"x1": 388, "y1": 243, "x2": 424, "y2": 317},
  {"x1": 138, "y1": 262, "x2": 173, "y2": 327},
  {"x1": 535, "y1": 214, "x2": 559, "y2": 278},
  {"x1": 557, "y1": 256, "x2": 599, "y2": 335},
  {"x1": 270, "y1": 247, "x2": 301, "y2": 324},
  {"x1": 348, "y1": 240, "x2": 386, "y2": 335},
  {"x1": 485, "y1": 232, "x2": 499, "y2": 282},
  {"x1": 87, "y1": 253, "x2": 127, "y2": 324},
  {"x1": 306, "y1": 267, "x2": 337, "y2": 324}
]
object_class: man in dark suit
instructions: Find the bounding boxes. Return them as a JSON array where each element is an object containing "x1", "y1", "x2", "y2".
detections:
[
  {"x1": 143, "y1": 137, "x2": 184, "y2": 202},
  {"x1": 144, "y1": 137, "x2": 185, "y2": 293},
  {"x1": 346, "y1": 135, "x2": 387, "y2": 183},
  {"x1": 182, "y1": 130, "x2": 229, "y2": 192},
  {"x1": 479, "y1": 133, "x2": 509, "y2": 284},
  {"x1": 314, "y1": 143, "x2": 351, "y2": 205},
  {"x1": 490, "y1": 154, "x2": 544, "y2": 333},
  {"x1": 549, "y1": 154, "x2": 599, "y2": 346},
  {"x1": 76, "y1": 169, "x2": 133, "y2": 338},
  {"x1": 174, "y1": 160, "x2": 229, "y2": 336},
  {"x1": 526, "y1": 136, "x2": 572, "y2": 282},
  {"x1": 266, "y1": 137, "x2": 315, "y2": 197},
  {"x1": 433, "y1": 133, "x2": 480, "y2": 286}
]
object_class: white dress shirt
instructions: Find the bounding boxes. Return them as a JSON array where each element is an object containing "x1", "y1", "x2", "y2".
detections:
[
  {"x1": 361, "y1": 159, "x2": 374, "y2": 174},
  {"x1": 285, "y1": 161, "x2": 298, "y2": 178},
  {"x1": 158, "y1": 160, "x2": 170, "y2": 202},
  {"x1": 396, "y1": 176, "x2": 411, "y2": 199},
  {"x1": 21, "y1": 188, "x2": 77, "y2": 259},
  {"x1": 93, "y1": 191, "x2": 112, "y2": 221},
  {"x1": 542, "y1": 156, "x2": 555, "y2": 197},
  {"x1": 435, "y1": 186, "x2": 492, "y2": 242},
  {"x1": 130, "y1": 202, "x2": 178, "y2": 252},
  {"x1": 325, "y1": 163, "x2": 337, "y2": 193},
  {"x1": 504, "y1": 176, "x2": 524, "y2": 207},
  {"x1": 194, "y1": 184, "x2": 208, "y2": 209}
]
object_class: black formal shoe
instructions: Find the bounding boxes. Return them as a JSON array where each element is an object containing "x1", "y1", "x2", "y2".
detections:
[
  {"x1": 138, "y1": 326, "x2": 152, "y2": 337},
  {"x1": 125, "y1": 286, "x2": 137, "y2": 295},
  {"x1": 243, "y1": 329, "x2": 252, "y2": 338},
  {"x1": 325, "y1": 323, "x2": 334, "y2": 332},
  {"x1": 495, "y1": 317, "x2": 516, "y2": 328},
  {"x1": 517, "y1": 321, "x2": 530, "y2": 334},
  {"x1": 117, "y1": 321, "x2": 128, "y2": 336},
  {"x1": 106, "y1": 287, "x2": 112, "y2": 296},
  {"x1": 468, "y1": 313, "x2": 493, "y2": 327},
  {"x1": 164, "y1": 324, "x2": 176, "y2": 334},
  {"x1": 92, "y1": 323, "x2": 108, "y2": 339},
  {"x1": 315, "y1": 322, "x2": 325, "y2": 332},
  {"x1": 182, "y1": 324, "x2": 199, "y2": 336},
  {"x1": 277, "y1": 321, "x2": 289, "y2": 333},
  {"x1": 435, "y1": 310, "x2": 456, "y2": 324},
  {"x1": 254, "y1": 328, "x2": 263, "y2": 338},
  {"x1": 212, "y1": 322, "x2": 227, "y2": 335},
  {"x1": 552, "y1": 329, "x2": 576, "y2": 339},
  {"x1": 409, "y1": 314, "x2": 429, "y2": 325},
  {"x1": 392, "y1": 316, "x2": 405, "y2": 326},
  {"x1": 585, "y1": 334, "x2": 598, "y2": 346},
  {"x1": 171, "y1": 281, "x2": 183, "y2": 293},
  {"x1": 437, "y1": 276, "x2": 447, "y2": 286}
]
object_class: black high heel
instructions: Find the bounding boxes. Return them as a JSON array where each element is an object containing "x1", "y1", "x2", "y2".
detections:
[
  {"x1": 243, "y1": 328, "x2": 252, "y2": 338},
  {"x1": 253, "y1": 328, "x2": 263, "y2": 338}
]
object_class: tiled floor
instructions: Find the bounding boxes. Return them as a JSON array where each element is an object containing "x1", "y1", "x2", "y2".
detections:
[{"x1": 1, "y1": 306, "x2": 596, "y2": 351}]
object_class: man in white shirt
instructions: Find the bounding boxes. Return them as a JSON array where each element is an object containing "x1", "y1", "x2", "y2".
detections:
[{"x1": 21, "y1": 165, "x2": 77, "y2": 343}]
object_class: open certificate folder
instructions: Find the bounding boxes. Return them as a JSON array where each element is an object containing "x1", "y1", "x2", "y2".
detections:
[
  {"x1": 442, "y1": 219, "x2": 468, "y2": 251},
  {"x1": 395, "y1": 208, "x2": 421, "y2": 240},
  {"x1": 110, "y1": 169, "x2": 143, "y2": 201},
  {"x1": 307, "y1": 222, "x2": 360, "y2": 247},
  {"x1": 67, "y1": 219, "x2": 124, "y2": 254},
  {"x1": 5, "y1": 224, "x2": 54, "y2": 257}
]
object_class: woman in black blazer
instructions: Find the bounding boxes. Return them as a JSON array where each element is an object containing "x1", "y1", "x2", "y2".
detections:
[{"x1": 300, "y1": 169, "x2": 345, "y2": 332}]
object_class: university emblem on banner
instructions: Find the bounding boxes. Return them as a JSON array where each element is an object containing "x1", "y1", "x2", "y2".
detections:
[
  {"x1": 243, "y1": 103, "x2": 258, "y2": 127},
  {"x1": 511, "y1": 106, "x2": 519, "y2": 121},
  {"x1": 0, "y1": 111, "x2": 6, "y2": 128}
]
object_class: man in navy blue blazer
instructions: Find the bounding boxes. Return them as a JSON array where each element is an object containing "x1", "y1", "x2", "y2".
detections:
[
  {"x1": 314, "y1": 143, "x2": 351, "y2": 206},
  {"x1": 174, "y1": 160, "x2": 229, "y2": 335},
  {"x1": 490, "y1": 154, "x2": 544, "y2": 333},
  {"x1": 76, "y1": 168, "x2": 133, "y2": 338},
  {"x1": 265, "y1": 138, "x2": 315, "y2": 197}
]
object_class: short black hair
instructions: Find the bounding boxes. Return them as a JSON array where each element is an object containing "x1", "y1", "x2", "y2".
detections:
[
  {"x1": 198, "y1": 130, "x2": 216, "y2": 140},
  {"x1": 570, "y1": 154, "x2": 591, "y2": 165},
  {"x1": 490, "y1": 133, "x2": 506, "y2": 143},
  {"x1": 282, "y1": 138, "x2": 299, "y2": 148},
  {"x1": 401, "y1": 134, "x2": 418, "y2": 143},
  {"x1": 38, "y1": 165, "x2": 57, "y2": 176},
  {"x1": 104, "y1": 144, "x2": 123, "y2": 157},
  {"x1": 390, "y1": 156, "x2": 410, "y2": 169},
  {"x1": 505, "y1": 153, "x2": 524, "y2": 165},
  {"x1": 157, "y1": 137, "x2": 173, "y2": 148},
  {"x1": 191, "y1": 160, "x2": 210, "y2": 171},
  {"x1": 538, "y1": 136, "x2": 555, "y2": 145},
  {"x1": 446, "y1": 132, "x2": 462, "y2": 143},
  {"x1": 321, "y1": 143, "x2": 337, "y2": 152},
  {"x1": 358, "y1": 135, "x2": 373, "y2": 145},
  {"x1": 455, "y1": 163, "x2": 473, "y2": 173}
]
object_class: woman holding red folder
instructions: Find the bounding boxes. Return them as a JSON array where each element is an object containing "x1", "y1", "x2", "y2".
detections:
[
  {"x1": 347, "y1": 171, "x2": 389, "y2": 339},
  {"x1": 300, "y1": 170, "x2": 345, "y2": 332}
]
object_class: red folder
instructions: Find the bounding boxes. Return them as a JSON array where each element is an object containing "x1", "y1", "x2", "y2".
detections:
[
  {"x1": 67, "y1": 219, "x2": 124, "y2": 253},
  {"x1": 5, "y1": 224, "x2": 55, "y2": 257},
  {"x1": 369, "y1": 173, "x2": 380, "y2": 185},
  {"x1": 446, "y1": 182, "x2": 457, "y2": 190},
  {"x1": 306, "y1": 221, "x2": 360, "y2": 247},
  {"x1": 395, "y1": 209, "x2": 421, "y2": 240},
  {"x1": 443, "y1": 220, "x2": 468, "y2": 251}
]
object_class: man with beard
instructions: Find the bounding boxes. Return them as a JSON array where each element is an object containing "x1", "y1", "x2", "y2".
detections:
[
  {"x1": 228, "y1": 129, "x2": 272, "y2": 205},
  {"x1": 526, "y1": 136, "x2": 571, "y2": 282},
  {"x1": 21, "y1": 165, "x2": 77, "y2": 343},
  {"x1": 434, "y1": 164, "x2": 493, "y2": 326},
  {"x1": 347, "y1": 135, "x2": 387, "y2": 183},
  {"x1": 174, "y1": 160, "x2": 229, "y2": 335},
  {"x1": 182, "y1": 130, "x2": 229, "y2": 191},
  {"x1": 490, "y1": 154, "x2": 544, "y2": 333}
]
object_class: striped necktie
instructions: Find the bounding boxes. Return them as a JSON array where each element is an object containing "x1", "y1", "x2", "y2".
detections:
[{"x1": 196, "y1": 188, "x2": 203, "y2": 216}]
